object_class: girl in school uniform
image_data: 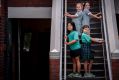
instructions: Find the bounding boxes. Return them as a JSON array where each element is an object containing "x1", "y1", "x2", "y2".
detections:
[
  {"x1": 81, "y1": 25, "x2": 104, "y2": 77},
  {"x1": 82, "y1": 2, "x2": 101, "y2": 28},
  {"x1": 65, "y1": 3, "x2": 83, "y2": 36},
  {"x1": 65, "y1": 22, "x2": 82, "y2": 78}
]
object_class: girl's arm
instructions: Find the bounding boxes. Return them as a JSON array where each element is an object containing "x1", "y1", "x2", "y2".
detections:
[
  {"x1": 65, "y1": 40, "x2": 77, "y2": 45},
  {"x1": 91, "y1": 38, "x2": 104, "y2": 43},
  {"x1": 65, "y1": 32, "x2": 79, "y2": 45},
  {"x1": 95, "y1": 12, "x2": 101, "y2": 16},
  {"x1": 89, "y1": 13, "x2": 102, "y2": 19},
  {"x1": 91, "y1": 38, "x2": 99, "y2": 42},
  {"x1": 65, "y1": 12, "x2": 78, "y2": 18},
  {"x1": 64, "y1": 36, "x2": 77, "y2": 45}
]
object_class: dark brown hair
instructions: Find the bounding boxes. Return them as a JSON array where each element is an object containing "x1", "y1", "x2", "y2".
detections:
[
  {"x1": 81, "y1": 25, "x2": 89, "y2": 32},
  {"x1": 67, "y1": 22, "x2": 76, "y2": 34},
  {"x1": 82, "y1": 1, "x2": 90, "y2": 10}
]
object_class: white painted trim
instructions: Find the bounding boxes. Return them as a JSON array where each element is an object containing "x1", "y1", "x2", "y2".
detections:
[
  {"x1": 8, "y1": 7, "x2": 52, "y2": 18},
  {"x1": 113, "y1": 49, "x2": 119, "y2": 54},
  {"x1": 50, "y1": 0, "x2": 63, "y2": 52},
  {"x1": 112, "y1": 53, "x2": 119, "y2": 59},
  {"x1": 104, "y1": 0, "x2": 119, "y2": 54}
]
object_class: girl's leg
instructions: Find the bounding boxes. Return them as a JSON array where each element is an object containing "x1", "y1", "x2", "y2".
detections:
[
  {"x1": 75, "y1": 56, "x2": 81, "y2": 73},
  {"x1": 88, "y1": 60, "x2": 95, "y2": 77},
  {"x1": 88, "y1": 60, "x2": 93, "y2": 73},
  {"x1": 72, "y1": 58, "x2": 76, "y2": 72},
  {"x1": 84, "y1": 60, "x2": 90, "y2": 77},
  {"x1": 73, "y1": 56, "x2": 82, "y2": 77},
  {"x1": 84, "y1": 60, "x2": 88, "y2": 73},
  {"x1": 68, "y1": 58, "x2": 76, "y2": 77}
]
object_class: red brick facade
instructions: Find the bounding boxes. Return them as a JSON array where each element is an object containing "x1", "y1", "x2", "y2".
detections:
[
  {"x1": 8, "y1": 0, "x2": 52, "y2": 7},
  {"x1": 50, "y1": 59, "x2": 60, "y2": 80},
  {"x1": 112, "y1": 59, "x2": 119, "y2": 80},
  {"x1": 0, "y1": 0, "x2": 7, "y2": 80}
]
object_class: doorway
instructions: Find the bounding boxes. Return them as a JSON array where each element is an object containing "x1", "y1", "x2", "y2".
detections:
[{"x1": 9, "y1": 19, "x2": 51, "y2": 80}]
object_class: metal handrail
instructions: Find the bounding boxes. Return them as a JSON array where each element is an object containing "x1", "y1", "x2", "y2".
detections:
[
  {"x1": 101, "y1": 0, "x2": 112, "y2": 80},
  {"x1": 60, "y1": 0, "x2": 64, "y2": 80},
  {"x1": 64, "y1": 0, "x2": 67, "y2": 80},
  {"x1": 18, "y1": 20, "x2": 21, "y2": 80},
  {"x1": 99, "y1": 0, "x2": 107, "y2": 79}
]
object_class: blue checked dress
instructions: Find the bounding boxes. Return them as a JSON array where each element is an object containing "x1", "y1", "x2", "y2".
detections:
[
  {"x1": 72, "y1": 10, "x2": 83, "y2": 36},
  {"x1": 81, "y1": 32, "x2": 94, "y2": 61},
  {"x1": 82, "y1": 8, "x2": 92, "y2": 28}
]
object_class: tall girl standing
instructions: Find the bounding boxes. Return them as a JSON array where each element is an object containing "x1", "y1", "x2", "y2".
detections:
[
  {"x1": 82, "y1": 2, "x2": 101, "y2": 28},
  {"x1": 65, "y1": 3, "x2": 83, "y2": 36},
  {"x1": 65, "y1": 22, "x2": 82, "y2": 78}
]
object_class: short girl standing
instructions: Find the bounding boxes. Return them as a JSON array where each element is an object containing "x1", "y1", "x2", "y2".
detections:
[{"x1": 81, "y1": 25, "x2": 104, "y2": 77}]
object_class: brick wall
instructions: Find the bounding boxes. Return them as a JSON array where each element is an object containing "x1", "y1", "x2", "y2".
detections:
[
  {"x1": 112, "y1": 59, "x2": 119, "y2": 80},
  {"x1": 0, "y1": 0, "x2": 7, "y2": 80},
  {"x1": 50, "y1": 59, "x2": 60, "y2": 80},
  {"x1": 8, "y1": 0, "x2": 52, "y2": 7}
]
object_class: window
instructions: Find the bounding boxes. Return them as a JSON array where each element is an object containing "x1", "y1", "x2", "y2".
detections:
[
  {"x1": 114, "y1": 0, "x2": 119, "y2": 38},
  {"x1": 23, "y1": 33, "x2": 32, "y2": 52},
  {"x1": 116, "y1": 14, "x2": 119, "y2": 38}
]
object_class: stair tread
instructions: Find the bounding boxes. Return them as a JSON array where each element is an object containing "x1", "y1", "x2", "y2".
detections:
[
  {"x1": 66, "y1": 69, "x2": 104, "y2": 72},
  {"x1": 90, "y1": 27, "x2": 101, "y2": 29},
  {"x1": 65, "y1": 55, "x2": 104, "y2": 59},
  {"x1": 66, "y1": 63, "x2": 104, "y2": 65},
  {"x1": 90, "y1": 33, "x2": 102, "y2": 34},
  {"x1": 91, "y1": 50, "x2": 103, "y2": 52},
  {"x1": 67, "y1": 6, "x2": 99, "y2": 9},
  {"x1": 66, "y1": 77, "x2": 105, "y2": 80},
  {"x1": 64, "y1": 49, "x2": 103, "y2": 52},
  {"x1": 62, "y1": 43, "x2": 104, "y2": 47}
]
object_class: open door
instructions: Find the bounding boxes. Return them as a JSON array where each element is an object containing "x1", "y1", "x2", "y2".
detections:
[{"x1": 7, "y1": 19, "x2": 51, "y2": 80}]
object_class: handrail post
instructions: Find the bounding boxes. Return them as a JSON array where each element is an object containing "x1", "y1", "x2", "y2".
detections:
[
  {"x1": 64, "y1": 0, "x2": 67, "y2": 80},
  {"x1": 101, "y1": 0, "x2": 112, "y2": 80}
]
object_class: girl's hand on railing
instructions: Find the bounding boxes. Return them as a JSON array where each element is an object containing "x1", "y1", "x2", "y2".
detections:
[
  {"x1": 96, "y1": 12, "x2": 101, "y2": 15},
  {"x1": 97, "y1": 15, "x2": 102, "y2": 19},
  {"x1": 64, "y1": 12, "x2": 70, "y2": 16},
  {"x1": 98, "y1": 38, "x2": 105, "y2": 43},
  {"x1": 64, "y1": 36, "x2": 67, "y2": 40},
  {"x1": 65, "y1": 42, "x2": 69, "y2": 45}
]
